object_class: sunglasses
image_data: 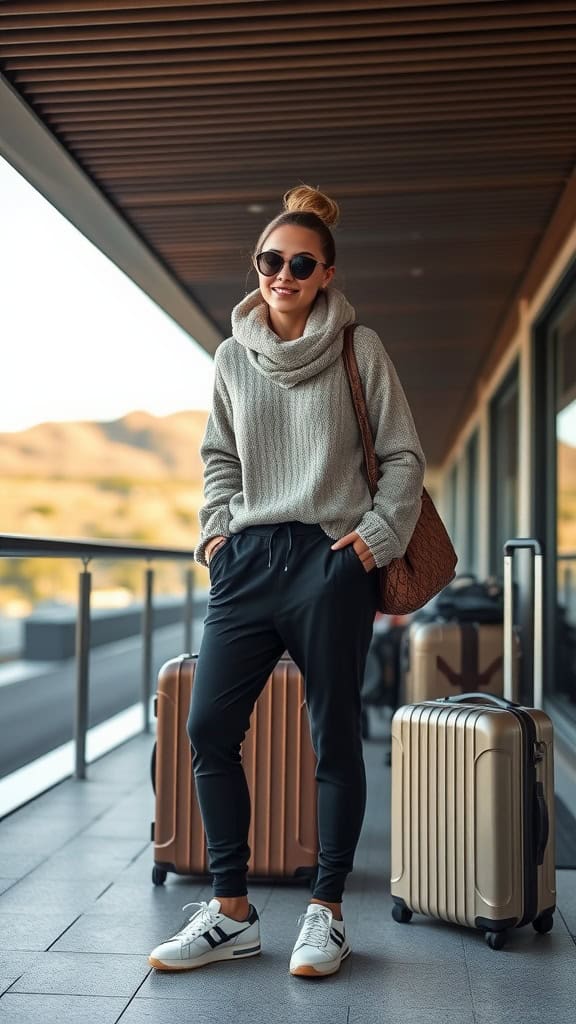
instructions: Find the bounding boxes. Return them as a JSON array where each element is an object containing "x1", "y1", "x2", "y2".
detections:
[{"x1": 255, "y1": 250, "x2": 328, "y2": 281}]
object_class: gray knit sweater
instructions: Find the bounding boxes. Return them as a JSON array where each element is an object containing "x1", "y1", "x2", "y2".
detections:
[{"x1": 194, "y1": 286, "x2": 425, "y2": 568}]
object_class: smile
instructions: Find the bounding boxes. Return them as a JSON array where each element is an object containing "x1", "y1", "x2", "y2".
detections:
[{"x1": 272, "y1": 287, "x2": 298, "y2": 296}]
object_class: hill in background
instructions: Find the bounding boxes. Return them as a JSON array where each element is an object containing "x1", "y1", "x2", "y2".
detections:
[
  {"x1": 0, "y1": 409, "x2": 209, "y2": 481},
  {"x1": 558, "y1": 438, "x2": 576, "y2": 552},
  {"x1": 0, "y1": 410, "x2": 210, "y2": 610}
]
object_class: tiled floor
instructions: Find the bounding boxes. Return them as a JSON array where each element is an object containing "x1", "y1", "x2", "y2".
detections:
[{"x1": 0, "y1": 729, "x2": 575, "y2": 1024}]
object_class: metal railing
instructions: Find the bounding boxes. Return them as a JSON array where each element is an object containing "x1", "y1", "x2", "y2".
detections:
[{"x1": 0, "y1": 532, "x2": 197, "y2": 779}]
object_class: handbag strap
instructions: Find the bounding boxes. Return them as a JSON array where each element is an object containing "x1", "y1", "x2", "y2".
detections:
[{"x1": 342, "y1": 323, "x2": 379, "y2": 498}]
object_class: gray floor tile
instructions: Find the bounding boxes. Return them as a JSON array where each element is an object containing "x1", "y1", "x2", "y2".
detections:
[
  {"x1": 98, "y1": 785, "x2": 153, "y2": 809},
  {"x1": 0, "y1": 911, "x2": 77, "y2": 952},
  {"x1": 26, "y1": 837, "x2": 148, "y2": 881},
  {"x1": 113, "y1": 849, "x2": 165, "y2": 887},
  {"x1": 88, "y1": 881, "x2": 204, "y2": 914},
  {"x1": 349, "y1": 915, "x2": 466, "y2": 964},
  {"x1": 139, "y1": 955, "x2": 278, "y2": 1001},
  {"x1": 464, "y1": 934, "x2": 576, "y2": 1014},
  {"x1": 0, "y1": 993, "x2": 127, "y2": 1023},
  {"x1": 462, "y1": 917, "x2": 575, "y2": 959},
  {"x1": 348, "y1": 959, "x2": 472, "y2": 1014},
  {"x1": 557, "y1": 869, "x2": 576, "y2": 936},
  {"x1": 0, "y1": 877, "x2": 109, "y2": 913},
  {"x1": 51, "y1": 835, "x2": 147, "y2": 859},
  {"x1": 0, "y1": 821, "x2": 75, "y2": 848},
  {"x1": 0, "y1": 951, "x2": 42, "y2": 997},
  {"x1": 90, "y1": 744, "x2": 155, "y2": 786},
  {"x1": 1, "y1": 732, "x2": 575, "y2": 1024},
  {"x1": 10, "y1": 951, "x2": 150, "y2": 996},
  {"x1": 257, "y1": 887, "x2": 317, "y2": 916},
  {"x1": 50, "y1": 911, "x2": 179, "y2": 954},
  {"x1": 81, "y1": 815, "x2": 152, "y2": 840},
  {"x1": 0, "y1": 850, "x2": 47, "y2": 878},
  {"x1": 473, "y1": 1011, "x2": 576, "y2": 1024},
  {"x1": 124, "y1": 999, "x2": 348, "y2": 1024},
  {"x1": 348, "y1": 1013, "x2": 475, "y2": 1024},
  {"x1": 140, "y1": 947, "x2": 351, "y2": 1005},
  {"x1": 12, "y1": 786, "x2": 120, "y2": 819}
]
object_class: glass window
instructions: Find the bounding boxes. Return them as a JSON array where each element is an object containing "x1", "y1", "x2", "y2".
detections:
[
  {"x1": 555, "y1": 300, "x2": 576, "y2": 712},
  {"x1": 448, "y1": 464, "x2": 458, "y2": 545},
  {"x1": 489, "y1": 367, "x2": 519, "y2": 577}
]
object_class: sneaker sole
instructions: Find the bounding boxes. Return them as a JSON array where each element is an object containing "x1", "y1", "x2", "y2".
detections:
[
  {"x1": 149, "y1": 943, "x2": 261, "y2": 971},
  {"x1": 290, "y1": 944, "x2": 351, "y2": 978}
]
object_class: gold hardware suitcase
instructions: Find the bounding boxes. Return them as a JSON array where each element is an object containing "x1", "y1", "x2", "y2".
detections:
[
  {"x1": 390, "y1": 539, "x2": 556, "y2": 949},
  {"x1": 150, "y1": 653, "x2": 318, "y2": 886}
]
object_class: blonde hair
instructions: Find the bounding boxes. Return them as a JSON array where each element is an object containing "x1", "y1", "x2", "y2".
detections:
[
  {"x1": 254, "y1": 184, "x2": 339, "y2": 266},
  {"x1": 282, "y1": 184, "x2": 340, "y2": 228}
]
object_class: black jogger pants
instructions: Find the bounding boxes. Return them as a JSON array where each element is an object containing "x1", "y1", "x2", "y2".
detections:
[{"x1": 187, "y1": 521, "x2": 380, "y2": 902}]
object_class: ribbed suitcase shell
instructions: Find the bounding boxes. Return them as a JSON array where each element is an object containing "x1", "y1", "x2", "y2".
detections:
[
  {"x1": 390, "y1": 700, "x2": 556, "y2": 932},
  {"x1": 152, "y1": 654, "x2": 318, "y2": 881},
  {"x1": 402, "y1": 622, "x2": 519, "y2": 704}
]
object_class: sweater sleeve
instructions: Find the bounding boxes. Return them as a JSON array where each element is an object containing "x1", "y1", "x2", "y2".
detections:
[
  {"x1": 194, "y1": 358, "x2": 242, "y2": 567},
  {"x1": 352, "y1": 329, "x2": 426, "y2": 568}
]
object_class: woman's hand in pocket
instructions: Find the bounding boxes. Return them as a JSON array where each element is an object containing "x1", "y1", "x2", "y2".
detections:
[
  {"x1": 330, "y1": 532, "x2": 376, "y2": 572},
  {"x1": 206, "y1": 535, "x2": 228, "y2": 565}
]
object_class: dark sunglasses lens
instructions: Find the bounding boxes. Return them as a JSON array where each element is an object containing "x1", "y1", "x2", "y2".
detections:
[
  {"x1": 256, "y1": 251, "x2": 283, "y2": 276},
  {"x1": 290, "y1": 255, "x2": 317, "y2": 280}
]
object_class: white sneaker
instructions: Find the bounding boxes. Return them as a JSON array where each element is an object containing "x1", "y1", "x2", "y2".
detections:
[
  {"x1": 289, "y1": 904, "x2": 350, "y2": 977},
  {"x1": 148, "y1": 898, "x2": 260, "y2": 971}
]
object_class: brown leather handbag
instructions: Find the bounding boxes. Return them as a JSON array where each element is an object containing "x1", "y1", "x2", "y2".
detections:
[{"x1": 342, "y1": 324, "x2": 457, "y2": 615}]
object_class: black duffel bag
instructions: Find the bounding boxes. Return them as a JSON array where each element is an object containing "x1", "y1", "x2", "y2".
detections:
[{"x1": 431, "y1": 574, "x2": 504, "y2": 624}]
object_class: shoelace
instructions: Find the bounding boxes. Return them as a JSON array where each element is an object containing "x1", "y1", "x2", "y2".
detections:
[
  {"x1": 173, "y1": 901, "x2": 218, "y2": 944},
  {"x1": 296, "y1": 907, "x2": 331, "y2": 948}
]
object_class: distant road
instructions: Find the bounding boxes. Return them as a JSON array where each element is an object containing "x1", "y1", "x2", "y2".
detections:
[{"x1": 0, "y1": 618, "x2": 206, "y2": 779}]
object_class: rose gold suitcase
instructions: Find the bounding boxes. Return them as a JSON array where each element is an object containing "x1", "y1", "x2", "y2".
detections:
[
  {"x1": 390, "y1": 539, "x2": 556, "y2": 949},
  {"x1": 401, "y1": 620, "x2": 520, "y2": 703},
  {"x1": 150, "y1": 653, "x2": 318, "y2": 886}
]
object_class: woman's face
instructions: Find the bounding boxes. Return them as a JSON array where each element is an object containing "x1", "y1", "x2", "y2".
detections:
[{"x1": 254, "y1": 224, "x2": 335, "y2": 319}]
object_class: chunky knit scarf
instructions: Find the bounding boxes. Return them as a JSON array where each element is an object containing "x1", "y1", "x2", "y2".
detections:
[{"x1": 231, "y1": 286, "x2": 356, "y2": 388}]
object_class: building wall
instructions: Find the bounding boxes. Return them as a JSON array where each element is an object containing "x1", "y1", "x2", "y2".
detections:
[
  {"x1": 438, "y1": 216, "x2": 576, "y2": 575},
  {"x1": 432, "y1": 211, "x2": 576, "y2": 790}
]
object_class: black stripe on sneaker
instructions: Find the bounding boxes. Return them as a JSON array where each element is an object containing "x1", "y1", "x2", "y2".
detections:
[
  {"x1": 205, "y1": 924, "x2": 251, "y2": 947},
  {"x1": 233, "y1": 944, "x2": 260, "y2": 956},
  {"x1": 330, "y1": 930, "x2": 344, "y2": 947}
]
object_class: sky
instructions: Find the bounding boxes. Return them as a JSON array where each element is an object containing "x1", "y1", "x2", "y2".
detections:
[{"x1": 0, "y1": 156, "x2": 216, "y2": 433}]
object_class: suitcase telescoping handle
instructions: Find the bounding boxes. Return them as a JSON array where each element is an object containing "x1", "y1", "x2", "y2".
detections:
[
  {"x1": 503, "y1": 538, "x2": 544, "y2": 708},
  {"x1": 442, "y1": 693, "x2": 520, "y2": 709}
]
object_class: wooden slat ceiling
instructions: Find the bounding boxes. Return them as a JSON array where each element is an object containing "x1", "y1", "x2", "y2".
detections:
[{"x1": 1, "y1": 0, "x2": 575, "y2": 464}]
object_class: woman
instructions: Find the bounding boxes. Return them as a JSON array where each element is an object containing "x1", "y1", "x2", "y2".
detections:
[{"x1": 149, "y1": 185, "x2": 425, "y2": 977}]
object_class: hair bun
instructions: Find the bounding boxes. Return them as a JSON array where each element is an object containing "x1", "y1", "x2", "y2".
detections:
[{"x1": 282, "y1": 184, "x2": 340, "y2": 227}]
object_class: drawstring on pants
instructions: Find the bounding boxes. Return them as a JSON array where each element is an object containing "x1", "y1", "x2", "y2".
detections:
[{"x1": 267, "y1": 523, "x2": 293, "y2": 572}]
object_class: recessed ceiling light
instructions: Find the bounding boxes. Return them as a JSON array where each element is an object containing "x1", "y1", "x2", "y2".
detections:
[
  {"x1": 410, "y1": 267, "x2": 423, "y2": 277},
  {"x1": 248, "y1": 203, "x2": 265, "y2": 214}
]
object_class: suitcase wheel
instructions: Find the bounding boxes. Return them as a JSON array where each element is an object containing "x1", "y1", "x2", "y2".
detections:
[
  {"x1": 152, "y1": 866, "x2": 167, "y2": 886},
  {"x1": 392, "y1": 903, "x2": 413, "y2": 924},
  {"x1": 532, "y1": 911, "x2": 554, "y2": 935},
  {"x1": 485, "y1": 930, "x2": 507, "y2": 950}
]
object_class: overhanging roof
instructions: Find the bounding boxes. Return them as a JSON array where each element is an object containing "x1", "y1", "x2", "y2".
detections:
[{"x1": 1, "y1": 0, "x2": 575, "y2": 464}]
